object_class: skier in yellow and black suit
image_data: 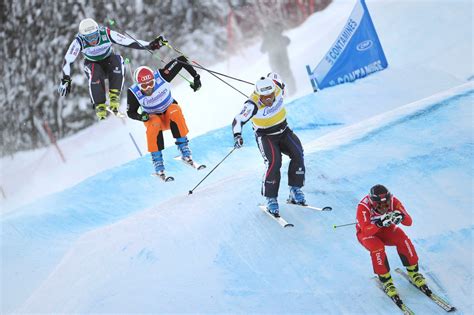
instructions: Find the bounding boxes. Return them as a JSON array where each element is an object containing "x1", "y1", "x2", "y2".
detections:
[{"x1": 232, "y1": 73, "x2": 305, "y2": 217}]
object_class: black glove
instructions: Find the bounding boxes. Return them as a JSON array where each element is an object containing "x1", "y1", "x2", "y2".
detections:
[
  {"x1": 234, "y1": 134, "x2": 243, "y2": 149},
  {"x1": 190, "y1": 74, "x2": 201, "y2": 92},
  {"x1": 149, "y1": 35, "x2": 167, "y2": 50},
  {"x1": 375, "y1": 213, "x2": 393, "y2": 228},
  {"x1": 141, "y1": 112, "x2": 150, "y2": 122},
  {"x1": 58, "y1": 75, "x2": 72, "y2": 96},
  {"x1": 391, "y1": 210, "x2": 404, "y2": 225}
]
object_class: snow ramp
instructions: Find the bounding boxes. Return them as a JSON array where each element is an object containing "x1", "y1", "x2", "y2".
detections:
[{"x1": 3, "y1": 83, "x2": 473, "y2": 313}]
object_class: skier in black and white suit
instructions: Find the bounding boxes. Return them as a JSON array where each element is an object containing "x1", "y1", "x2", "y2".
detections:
[{"x1": 58, "y1": 18, "x2": 165, "y2": 120}]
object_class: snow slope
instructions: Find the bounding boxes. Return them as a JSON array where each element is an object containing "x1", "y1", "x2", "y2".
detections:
[
  {"x1": 1, "y1": 0, "x2": 473, "y2": 313},
  {"x1": 6, "y1": 82, "x2": 473, "y2": 314}
]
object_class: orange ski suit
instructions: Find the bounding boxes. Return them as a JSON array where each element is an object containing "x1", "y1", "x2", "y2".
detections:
[{"x1": 144, "y1": 103, "x2": 189, "y2": 152}]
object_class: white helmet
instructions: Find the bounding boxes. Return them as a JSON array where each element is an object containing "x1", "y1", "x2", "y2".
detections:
[
  {"x1": 255, "y1": 78, "x2": 276, "y2": 96},
  {"x1": 267, "y1": 72, "x2": 283, "y2": 87},
  {"x1": 79, "y1": 18, "x2": 100, "y2": 44},
  {"x1": 79, "y1": 18, "x2": 99, "y2": 35}
]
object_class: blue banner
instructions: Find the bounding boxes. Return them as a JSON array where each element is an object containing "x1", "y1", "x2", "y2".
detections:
[{"x1": 306, "y1": 0, "x2": 388, "y2": 91}]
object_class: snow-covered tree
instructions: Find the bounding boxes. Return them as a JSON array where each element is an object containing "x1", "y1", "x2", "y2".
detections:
[{"x1": 0, "y1": 0, "x2": 330, "y2": 156}]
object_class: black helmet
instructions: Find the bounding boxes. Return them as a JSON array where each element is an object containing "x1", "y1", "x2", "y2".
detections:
[{"x1": 369, "y1": 184, "x2": 392, "y2": 214}]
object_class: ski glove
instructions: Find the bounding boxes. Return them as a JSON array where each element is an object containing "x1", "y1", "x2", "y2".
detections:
[
  {"x1": 141, "y1": 112, "x2": 150, "y2": 122},
  {"x1": 58, "y1": 75, "x2": 72, "y2": 97},
  {"x1": 190, "y1": 74, "x2": 201, "y2": 92},
  {"x1": 234, "y1": 134, "x2": 243, "y2": 149},
  {"x1": 375, "y1": 213, "x2": 393, "y2": 228},
  {"x1": 391, "y1": 210, "x2": 404, "y2": 225},
  {"x1": 149, "y1": 35, "x2": 167, "y2": 50}
]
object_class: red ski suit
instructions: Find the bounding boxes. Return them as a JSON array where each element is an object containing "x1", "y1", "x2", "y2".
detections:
[{"x1": 356, "y1": 194, "x2": 418, "y2": 275}]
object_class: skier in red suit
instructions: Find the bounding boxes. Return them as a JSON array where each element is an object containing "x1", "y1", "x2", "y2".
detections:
[{"x1": 356, "y1": 184, "x2": 428, "y2": 298}]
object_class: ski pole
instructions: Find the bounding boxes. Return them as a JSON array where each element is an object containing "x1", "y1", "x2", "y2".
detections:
[
  {"x1": 128, "y1": 132, "x2": 142, "y2": 157},
  {"x1": 108, "y1": 19, "x2": 250, "y2": 97},
  {"x1": 107, "y1": 19, "x2": 192, "y2": 84},
  {"x1": 124, "y1": 57, "x2": 133, "y2": 79},
  {"x1": 163, "y1": 43, "x2": 254, "y2": 85},
  {"x1": 163, "y1": 42, "x2": 250, "y2": 98},
  {"x1": 333, "y1": 222, "x2": 357, "y2": 229},
  {"x1": 188, "y1": 147, "x2": 236, "y2": 195}
]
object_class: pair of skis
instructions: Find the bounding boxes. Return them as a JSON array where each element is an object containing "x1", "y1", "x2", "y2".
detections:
[
  {"x1": 259, "y1": 202, "x2": 333, "y2": 228},
  {"x1": 375, "y1": 268, "x2": 456, "y2": 314},
  {"x1": 107, "y1": 107, "x2": 205, "y2": 182},
  {"x1": 152, "y1": 157, "x2": 207, "y2": 182}
]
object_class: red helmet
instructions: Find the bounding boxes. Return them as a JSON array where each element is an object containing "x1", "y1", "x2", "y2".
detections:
[{"x1": 134, "y1": 66, "x2": 155, "y2": 91}]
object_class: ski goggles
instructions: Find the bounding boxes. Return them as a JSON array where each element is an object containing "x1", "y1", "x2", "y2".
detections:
[
  {"x1": 83, "y1": 31, "x2": 99, "y2": 44},
  {"x1": 139, "y1": 79, "x2": 155, "y2": 91},
  {"x1": 259, "y1": 92, "x2": 275, "y2": 106},
  {"x1": 370, "y1": 193, "x2": 392, "y2": 213}
]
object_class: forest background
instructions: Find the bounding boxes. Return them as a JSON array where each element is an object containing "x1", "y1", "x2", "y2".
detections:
[{"x1": 0, "y1": 0, "x2": 330, "y2": 156}]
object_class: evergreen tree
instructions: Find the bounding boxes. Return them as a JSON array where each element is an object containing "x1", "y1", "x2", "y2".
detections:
[{"x1": 0, "y1": 0, "x2": 330, "y2": 157}]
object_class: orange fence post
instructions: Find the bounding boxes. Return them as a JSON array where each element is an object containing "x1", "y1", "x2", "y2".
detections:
[{"x1": 43, "y1": 121, "x2": 66, "y2": 163}]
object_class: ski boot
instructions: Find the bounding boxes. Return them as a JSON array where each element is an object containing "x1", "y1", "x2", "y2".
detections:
[
  {"x1": 176, "y1": 137, "x2": 193, "y2": 163},
  {"x1": 266, "y1": 197, "x2": 280, "y2": 217},
  {"x1": 151, "y1": 151, "x2": 165, "y2": 175},
  {"x1": 95, "y1": 103, "x2": 107, "y2": 120},
  {"x1": 407, "y1": 264, "x2": 431, "y2": 295},
  {"x1": 288, "y1": 186, "x2": 307, "y2": 205},
  {"x1": 379, "y1": 272, "x2": 399, "y2": 298},
  {"x1": 108, "y1": 89, "x2": 120, "y2": 114}
]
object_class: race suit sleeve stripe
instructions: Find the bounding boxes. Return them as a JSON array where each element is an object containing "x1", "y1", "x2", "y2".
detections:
[
  {"x1": 357, "y1": 202, "x2": 380, "y2": 236},
  {"x1": 109, "y1": 29, "x2": 150, "y2": 50},
  {"x1": 232, "y1": 100, "x2": 258, "y2": 136}
]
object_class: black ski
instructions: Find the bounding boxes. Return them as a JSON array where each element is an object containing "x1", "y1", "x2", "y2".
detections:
[
  {"x1": 395, "y1": 268, "x2": 456, "y2": 312},
  {"x1": 373, "y1": 277, "x2": 415, "y2": 315},
  {"x1": 258, "y1": 205, "x2": 294, "y2": 228}
]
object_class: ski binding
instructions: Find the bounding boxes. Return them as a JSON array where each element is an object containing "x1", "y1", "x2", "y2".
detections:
[
  {"x1": 151, "y1": 172, "x2": 175, "y2": 182},
  {"x1": 373, "y1": 277, "x2": 415, "y2": 315},
  {"x1": 174, "y1": 156, "x2": 206, "y2": 170},
  {"x1": 106, "y1": 107, "x2": 126, "y2": 118},
  {"x1": 395, "y1": 268, "x2": 456, "y2": 312}
]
